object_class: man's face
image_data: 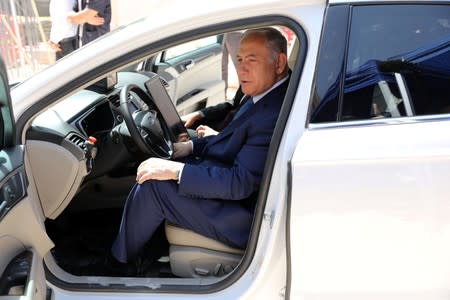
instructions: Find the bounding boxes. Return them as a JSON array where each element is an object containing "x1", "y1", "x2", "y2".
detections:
[{"x1": 236, "y1": 35, "x2": 279, "y2": 96}]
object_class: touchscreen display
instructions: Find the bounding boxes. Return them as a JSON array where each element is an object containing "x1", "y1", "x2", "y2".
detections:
[{"x1": 144, "y1": 76, "x2": 188, "y2": 142}]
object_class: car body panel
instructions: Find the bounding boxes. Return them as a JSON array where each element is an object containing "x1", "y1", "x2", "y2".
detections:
[
  {"x1": 2, "y1": 0, "x2": 449, "y2": 299},
  {"x1": 290, "y1": 119, "x2": 450, "y2": 298}
]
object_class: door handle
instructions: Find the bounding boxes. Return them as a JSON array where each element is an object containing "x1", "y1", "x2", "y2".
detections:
[{"x1": 181, "y1": 59, "x2": 195, "y2": 71}]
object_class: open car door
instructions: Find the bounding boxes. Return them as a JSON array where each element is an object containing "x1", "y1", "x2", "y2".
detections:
[
  {"x1": 148, "y1": 35, "x2": 226, "y2": 115},
  {"x1": 0, "y1": 57, "x2": 52, "y2": 300}
]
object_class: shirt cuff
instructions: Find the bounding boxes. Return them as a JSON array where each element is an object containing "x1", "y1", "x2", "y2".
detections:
[{"x1": 177, "y1": 164, "x2": 184, "y2": 184}]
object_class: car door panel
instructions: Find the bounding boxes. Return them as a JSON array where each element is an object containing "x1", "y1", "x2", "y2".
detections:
[
  {"x1": 0, "y1": 147, "x2": 52, "y2": 300},
  {"x1": 155, "y1": 43, "x2": 225, "y2": 115},
  {"x1": 0, "y1": 147, "x2": 26, "y2": 212},
  {"x1": 0, "y1": 249, "x2": 47, "y2": 300},
  {"x1": 1, "y1": 58, "x2": 50, "y2": 300},
  {"x1": 289, "y1": 120, "x2": 450, "y2": 298},
  {"x1": 0, "y1": 236, "x2": 25, "y2": 281}
]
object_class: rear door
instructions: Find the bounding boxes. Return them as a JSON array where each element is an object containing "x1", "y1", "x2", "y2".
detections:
[
  {"x1": 0, "y1": 58, "x2": 51, "y2": 300},
  {"x1": 149, "y1": 35, "x2": 226, "y2": 115},
  {"x1": 289, "y1": 3, "x2": 450, "y2": 299}
]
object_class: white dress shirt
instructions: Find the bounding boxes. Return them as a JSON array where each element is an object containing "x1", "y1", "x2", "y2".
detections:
[
  {"x1": 49, "y1": 0, "x2": 78, "y2": 43},
  {"x1": 251, "y1": 75, "x2": 289, "y2": 104}
]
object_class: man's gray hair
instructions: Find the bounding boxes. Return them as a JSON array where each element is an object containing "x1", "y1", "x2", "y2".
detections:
[{"x1": 242, "y1": 27, "x2": 288, "y2": 59}]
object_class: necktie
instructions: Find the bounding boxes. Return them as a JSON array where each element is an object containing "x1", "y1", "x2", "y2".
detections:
[{"x1": 232, "y1": 96, "x2": 253, "y2": 121}]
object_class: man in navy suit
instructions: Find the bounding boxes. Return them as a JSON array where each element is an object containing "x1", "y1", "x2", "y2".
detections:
[{"x1": 112, "y1": 27, "x2": 290, "y2": 263}]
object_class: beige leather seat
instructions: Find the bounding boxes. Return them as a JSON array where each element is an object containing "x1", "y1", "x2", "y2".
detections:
[{"x1": 165, "y1": 223, "x2": 244, "y2": 277}]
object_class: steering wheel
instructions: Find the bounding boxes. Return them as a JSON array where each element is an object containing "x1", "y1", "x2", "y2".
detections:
[{"x1": 119, "y1": 83, "x2": 173, "y2": 159}]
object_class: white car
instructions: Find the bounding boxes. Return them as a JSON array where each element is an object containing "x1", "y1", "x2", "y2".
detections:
[{"x1": 1, "y1": 0, "x2": 450, "y2": 299}]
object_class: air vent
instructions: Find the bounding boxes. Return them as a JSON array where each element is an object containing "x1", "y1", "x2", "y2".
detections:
[
  {"x1": 159, "y1": 77, "x2": 169, "y2": 88},
  {"x1": 67, "y1": 133, "x2": 86, "y2": 150},
  {"x1": 108, "y1": 94, "x2": 120, "y2": 108}
]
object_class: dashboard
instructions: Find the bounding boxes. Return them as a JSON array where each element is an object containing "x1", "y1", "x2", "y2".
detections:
[
  {"x1": 23, "y1": 71, "x2": 187, "y2": 219},
  {"x1": 26, "y1": 71, "x2": 185, "y2": 182}
]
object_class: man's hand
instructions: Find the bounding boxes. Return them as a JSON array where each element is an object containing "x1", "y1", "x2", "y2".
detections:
[
  {"x1": 136, "y1": 158, "x2": 183, "y2": 184},
  {"x1": 173, "y1": 141, "x2": 193, "y2": 159},
  {"x1": 86, "y1": 15, "x2": 104, "y2": 26},
  {"x1": 48, "y1": 40, "x2": 61, "y2": 52},
  {"x1": 181, "y1": 111, "x2": 202, "y2": 128},
  {"x1": 68, "y1": 8, "x2": 103, "y2": 25},
  {"x1": 196, "y1": 125, "x2": 218, "y2": 137}
]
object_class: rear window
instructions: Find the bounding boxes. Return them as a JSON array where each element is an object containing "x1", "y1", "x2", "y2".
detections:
[{"x1": 311, "y1": 4, "x2": 450, "y2": 123}]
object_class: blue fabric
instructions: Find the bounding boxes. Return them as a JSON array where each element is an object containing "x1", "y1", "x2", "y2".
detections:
[
  {"x1": 311, "y1": 36, "x2": 450, "y2": 122},
  {"x1": 232, "y1": 97, "x2": 253, "y2": 121},
  {"x1": 112, "y1": 79, "x2": 289, "y2": 263},
  {"x1": 344, "y1": 36, "x2": 450, "y2": 92},
  {"x1": 391, "y1": 36, "x2": 450, "y2": 77}
]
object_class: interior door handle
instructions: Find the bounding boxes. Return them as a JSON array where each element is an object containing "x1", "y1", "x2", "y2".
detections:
[
  {"x1": 181, "y1": 59, "x2": 195, "y2": 71},
  {"x1": 0, "y1": 251, "x2": 32, "y2": 296}
]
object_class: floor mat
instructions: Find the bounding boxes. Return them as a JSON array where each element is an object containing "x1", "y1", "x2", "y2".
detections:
[{"x1": 45, "y1": 208, "x2": 172, "y2": 277}]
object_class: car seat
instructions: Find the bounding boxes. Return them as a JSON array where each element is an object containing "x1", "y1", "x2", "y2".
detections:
[{"x1": 165, "y1": 223, "x2": 244, "y2": 277}]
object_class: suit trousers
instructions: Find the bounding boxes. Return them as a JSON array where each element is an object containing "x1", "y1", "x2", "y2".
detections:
[{"x1": 111, "y1": 180, "x2": 253, "y2": 263}]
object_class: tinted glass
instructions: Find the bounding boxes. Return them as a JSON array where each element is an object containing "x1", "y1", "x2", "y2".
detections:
[
  {"x1": 342, "y1": 4, "x2": 450, "y2": 121},
  {"x1": 310, "y1": 5, "x2": 349, "y2": 123}
]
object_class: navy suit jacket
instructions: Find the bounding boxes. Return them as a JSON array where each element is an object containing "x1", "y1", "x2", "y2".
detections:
[{"x1": 179, "y1": 77, "x2": 289, "y2": 201}]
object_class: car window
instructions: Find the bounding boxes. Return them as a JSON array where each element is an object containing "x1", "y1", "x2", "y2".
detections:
[
  {"x1": 0, "y1": 64, "x2": 14, "y2": 149},
  {"x1": 311, "y1": 4, "x2": 450, "y2": 123},
  {"x1": 309, "y1": 5, "x2": 349, "y2": 123},
  {"x1": 0, "y1": 76, "x2": 6, "y2": 148},
  {"x1": 163, "y1": 36, "x2": 218, "y2": 61}
]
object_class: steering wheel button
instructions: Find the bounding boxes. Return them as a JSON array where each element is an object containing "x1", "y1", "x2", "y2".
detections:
[{"x1": 140, "y1": 129, "x2": 148, "y2": 138}]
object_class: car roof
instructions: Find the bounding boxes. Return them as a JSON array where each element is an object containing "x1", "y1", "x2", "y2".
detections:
[
  {"x1": 12, "y1": 0, "x2": 324, "y2": 117},
  {"x1": 329, "y1": 0, "x2": 448, "y2": 3}
]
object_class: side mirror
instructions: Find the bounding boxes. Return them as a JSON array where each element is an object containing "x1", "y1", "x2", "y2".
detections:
[
  {"x1": 105, "y1": 72, "x2": 118, "y2": 90},
  {"x1": 87, "y1": 72, "x2": 118, "y2": 93}
]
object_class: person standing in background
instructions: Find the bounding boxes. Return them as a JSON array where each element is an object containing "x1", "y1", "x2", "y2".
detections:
[
  {"x1": 48, "y1": 0, "x2": 78, "y2": 60},
  {"x1": 48, "y1": 0, "x2": 106, "y2": 60},
  {"x1": 222, "y1": 31, "x2": 243, "y2": 91},
  {"x1": 69, "y1": 0, "x2": 111, "y2": 47}
]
